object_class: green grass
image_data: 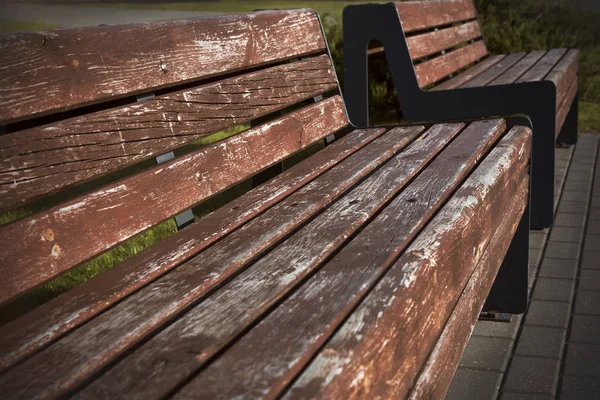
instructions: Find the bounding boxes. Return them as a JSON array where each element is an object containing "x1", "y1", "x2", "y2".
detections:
[
  {"x1": 0, "y1": 19, "x2": 58, "y2": 32},
  {"x1": 580, "y1": 101, "x2": 600, "y2": 133}
]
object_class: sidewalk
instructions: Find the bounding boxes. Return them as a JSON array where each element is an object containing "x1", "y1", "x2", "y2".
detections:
[{"x1": 446, "y1": 134, "x2": 600, "y2": 399}]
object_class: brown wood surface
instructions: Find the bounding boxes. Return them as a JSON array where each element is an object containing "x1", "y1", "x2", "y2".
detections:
[
  {"x1": 556, "y1": 77, "x2": 577, "y2": 136},
  {"x1": 0, "y1": 55, "x2": 337, "y2": 213},
  {"x1": 169, "y1": 120, "x2": 508, "y2": 400},
  {"x1": 406, "y1": 21, "x2": 481, "y2": 60},
  {"x1": 0, "y1": 126, "x2": 428, "y2": 400},
  {"x1": 0, "y1": 9, "x2": 326, "y2": 125},
  {"x1": 415, "y1": 41, "x2": 487, "y2": 87},
  {"x1": 394, "y1": 0, "x2": 478, "y2": 33},
  {"x1": 488, "y1": 50, "x2": 546, "y2": 85},
  {"x1": 432, "y1": 54, "x2": 506, "y2": 90},
  {"x1": 0, "y1": 96, "x2": 347, "y2": 307},
  {"x1": 545, "y1": 49, "x2": 579, "y2": 110},
  {"x1": 516, "y1": 48, "x2": 568, "y2": 83},
  {"x1": 409, "y1": 176, "x2": 528, "y2": 399},
  {"x1": 0, "y1": 127, "x2": 387, "y2": 373},
  {"x1": 283, "y1": 125, "x2": 531, "y2": 399},
  {"x1": 460, "y1": 52, "x2": 526, "y2": 88}
]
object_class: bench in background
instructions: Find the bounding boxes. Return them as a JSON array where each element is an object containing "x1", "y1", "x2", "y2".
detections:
[
  {"x1": 0, "y1": 9, "x2": 530, "y2": 398},
  {"x1": 343, "y1": 0, "x2": 579, "y2": 230}
]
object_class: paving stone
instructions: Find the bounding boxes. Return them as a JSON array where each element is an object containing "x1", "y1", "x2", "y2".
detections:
[
  {"x1": 557, "y1": 201, "x2": 587, "y2": 214},
  {"x1": 591, "y1": 196, "x2": 600, "y2": 208},
  {"x1": 548, "y1": 226, "x2": 583, "y2": 243},
  {"x1": 569, "y1": 315, "x2": 600, "y2": 344},
  {"x1": 524, "y1": 300, "x2": 570, "y2": 328},
  {"x1": 543, "y1": 241, "x2": 580, "y2": 260},
  {"x1": 459, "y1": 336, "x2": 513, "y2": 371},
  {"x1": 445, "y1": 367, "x2": 502, "y2": 400},
  {"x1": 532, "y1": 278, "x2": 575, "y2": 302},
  {"x1": 581, "y1": 251, "x2": 600, "y2": 269},
  {"x1": 503, "y1": 356, "x2": 560, "y2": 395},
  {"x1": 566, "y1": 171, "x2": 593, "y2": 182},
  {"x1": 529, "y1": 249, "x2": 542, "y2": 266},
  {"x1": 472, "y1": 317, "x2": 521, "y2": 340},
  {"x1": 528, "y1": 267, "x2": 537, "y2": 285},
  {"x1": 584, "y1": 234, "x2": 600, "y2": 252},
  {"x1": 514, "y1": 326, "x2": 566, "y2": 359},
  {"x1": 538, "y1": 258, "x2": 578, "y2": 280},
  {"x1": 564, "y1": 342, "x2": 600, "y2": 377},
  {"x1": 589, "y1": 207, "x2": 600, "y2": 220},
  {"x1": 529, "y1": 232, "x2": 547, "y2": 250},
  {"x1": 575, "y1": 290, "x2": 600, "y2": 315},
  {"x1": 560, "y1": 191, "x2": 589, "y2": 203},
  {"x1": 500, "y1": 393, "x2": 552, "y2": 400},
  {"x1": 587, "y1": 219, "x2": 600, "y2": 235},
  {"x1": 564, "y1": 181, "x2": 590, "y2": 192},
  {"x1": 554, "y1": 212, "x2": 586, "y2": 227},
  {"x1": 578, "y1": 269, "x2": 600, "y2": 291},
  {"x1": 567, "y1": 165, "x2": 593, "y2": 173},
  {"x1": 559, "y1": 375, "x2": 600, "y2": 400}
]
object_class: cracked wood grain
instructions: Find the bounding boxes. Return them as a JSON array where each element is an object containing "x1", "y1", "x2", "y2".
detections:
[
  {"x1": 406, "y1": 21, "x2": 482, "y2": 60},
  {"x1": 432, "y1": 54, "x2": 506, "y2": 91},
  {"x1": 0, "y1": 9, "x2": 326, "y2": 125},
  {"x1": 283, "y1": 125, "x2": 531, "y2": 400},
  {"x1": 0, "y1": 127, "x2": 387, "y2": 374},
  {"x1": 459, "y1": 52, "x2": 526, "y2": 88},
  {"x1": 516, "y1": 48, "x2": 567, "y2": 83},
  {"x1": 72, "y1": 123, "x2": 463, "y2": 400},
  {"x1": 409, "y1": 176, "x2": 528, "y2": 400},
  {"x1": 0, "y1": 55, "x2": 337, "y2": 213},
  {"x1": 556, "y1": 77, "x2": 577, "y2": 136},
  {"x1": 394, "y1": 0, "x2": 477, "y2": 33},
  {"x1": 0, "y1": 125, "x2": 427, "y2": 400},
  {"x1": 168, "y1": 120, "x2": 508, "y2": 400},
  {"x1": 488, "y1": 50, "x2": 546, "y2": 86},
  {"x1": 545, "y1": 49, "x2": 579, "y2": 111},
  {"x1": 0, "y1": 96, "x2": 347, "y2": 307}
]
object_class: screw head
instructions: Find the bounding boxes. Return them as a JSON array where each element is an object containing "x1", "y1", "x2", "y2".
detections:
[
  {"x1": 160, "y1": 61, "x2": 168, "y2": 73},
  {"x1": 176, "y1": 113, "x2": 183, "y2": 123}
]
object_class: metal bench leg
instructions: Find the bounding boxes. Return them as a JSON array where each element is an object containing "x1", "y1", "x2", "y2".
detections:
[
  {"x1": 556, "y1": 92, "x2": 579, "y2": 146},
  {"x1": 483, "y1": 204, "x2": 530, "y2": 314}
]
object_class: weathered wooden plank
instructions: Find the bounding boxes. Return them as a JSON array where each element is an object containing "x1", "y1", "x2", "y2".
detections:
[
  {"x1": 516, "y1": 48, "x2": 567, "y2": 83},
  {"x1": 0, "y1": 127, "x2": 388, "y2": 374},
  {"x1": 556, "y1": 77, "x2": 577, "y2": 136},
  {"x1": 0, "y1": 55, "x2": 338, "y2": 213},
  {"x1": 0, "y1": 125, "x2": 430, "y2": 400},
  {"x1": 71, "y1": 123, "x2": 463, "y2": 400},
  {"x1": 460, "y1": 52, "x2": 526, "y2": 88},
  {"x1": 167, "y1": 120, "x2": 508, "y2": 400},
  {"x1": 0, "y1": 96, "x2": 348, "y2": 307},
  {"x1": 432, "y1": 54, "x2": 506, "y2": 90},
  {"x1": 488, "y1": 50, "x2": 546, "y2": 85},
  {"x1": 409, "y1": 176, "x2": 528, "y2": 400},
  {"x1": 406, "y1": 21, "x2": 481, "y2": 60},
  {"x1": 545, "y1": 49, "x2": 579, "y2": 110},
  {"x1": 0, "y1": 9, "x2": 326, "y2": 124},
  {"x1": 283, "y1": 126, "x2": 531, "y2": 399},
  {"x1": 394, "y1": 0, "x2": 477, "y2": 33},
  {"x1": 415, "y1": 41, "x2": 487, "y2": 87}
]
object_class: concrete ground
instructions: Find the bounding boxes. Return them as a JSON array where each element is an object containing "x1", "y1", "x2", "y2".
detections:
[
  {"x1": 447, "y1": 134, "x2": 600, "y2": 399},
  {"x1": 0, "y1": 2, "x2": 218, "y2": 28}
]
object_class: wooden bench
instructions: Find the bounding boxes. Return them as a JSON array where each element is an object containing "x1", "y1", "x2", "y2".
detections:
[
  {"x1": 0, "y1": 9, "x2": 531, "y2": 399},
  {"x1": 343, "y1": 0, "x2": 579, "y2": 230}
]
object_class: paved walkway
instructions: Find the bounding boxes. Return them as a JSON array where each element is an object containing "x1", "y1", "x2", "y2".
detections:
[
  {"x1": 0, "y1": 3, "x2": 217, "y2": 28},
  {"x1": 446, "y1": 134, "x2": 600, "y2": 399}
]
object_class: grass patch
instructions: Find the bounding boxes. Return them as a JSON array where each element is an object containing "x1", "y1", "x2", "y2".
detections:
[
  {"x1": 0, "y1": 19, "x2": 58, "y2": 32},
  {"x1": 580, "y1": 101, "x2": 600, "y2": 133}
]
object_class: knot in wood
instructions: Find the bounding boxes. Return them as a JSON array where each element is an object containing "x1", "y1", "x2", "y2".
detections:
[{"x1": 42, "y1": 228, "x2": 55, "y2": 242}]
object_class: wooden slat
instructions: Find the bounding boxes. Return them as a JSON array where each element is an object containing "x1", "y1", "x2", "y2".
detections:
[
  {"x1": 516, "y1": 48, "x2": 568, "y2": 83},
  {"x1": 283, "y1": 126, "x2": 531, "y2": 399},
  {"x1": 0, "y1": 125, "x2": 430, "y2": 400},
  {"x1": 0, "y1": 55, "x2": 338, "y2": 213},
  {"x1": 394, "y1": 0, "x2": 477, "y2": 33},
  {"x1": 556, "y1": 77, "x2": 577, "y2": 136},
  {"x1": 409, "y1": 176, "x2": 528, "y2": 399},
  {"x1": 0, "y1": 96, "x2": 348, "y2": 307},
  {"x1": 0, "y1": 127, "x2": 388, "y2": 373},
  {"x1": 166, "y1": 120, "x2": 508, "y2": 400},
  {"x1": 488, "y1": 50, "x2": 546, "y2": 85},
  {"x1": 432, "y1": 54, "x2": 506, "y2": 90},
  {"x1": 0, "y1": 9, "x2": 326, "y2": 124},
  {"x1": 406, "y1": 20, "x2": 482, "y2": 60},
  {"x1": 460, "y1": 52, "x2": 526, "y2": 88},
  {"x1": 546, "y1": 49, "x2": 579, "y2": 110},
  {"x1": 414, "y1": 41, "x2": 487, "y2": 87},
  {"x1": 72, "y1": 123, "x2": 463, "y2": 400}
]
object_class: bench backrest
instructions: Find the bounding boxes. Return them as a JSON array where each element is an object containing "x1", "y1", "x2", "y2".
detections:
[
  {"x1": 394, "y1": 0, "x2": 487, "y2": 87},
  {"x1": 0, "y1": 10, "x2": 348, "y2": 306}
]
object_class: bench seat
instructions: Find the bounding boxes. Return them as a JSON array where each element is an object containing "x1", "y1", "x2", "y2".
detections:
[{"x1": 0, "y1": 118, "x2": 530, "y2": 399}]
